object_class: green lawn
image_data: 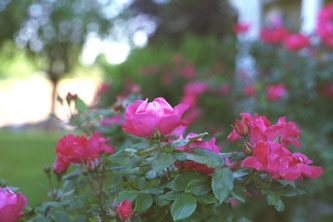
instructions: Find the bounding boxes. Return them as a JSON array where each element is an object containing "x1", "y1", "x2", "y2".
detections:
[{"x1": 0, "y1": 129, "x2": 67, "y2": 206}]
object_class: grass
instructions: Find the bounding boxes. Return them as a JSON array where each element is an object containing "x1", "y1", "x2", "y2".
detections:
[{"x1": 0, "y1": 129, "x2": 68, "y2": 206}]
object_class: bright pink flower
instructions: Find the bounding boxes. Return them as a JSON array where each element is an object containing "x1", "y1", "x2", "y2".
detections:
[
  {"x1": 53, "y1": 155, "x2": 70, "y2": 175},
  {"x1": 233, "y1": 22, "x2": 251, "y2": 34},
  {"x1": 116, "y1": 199, "x2": 133, "y2": 221},
  {"x1": 176, "y1": 133, "x2": 221, "y2": 174},
  {"x1": 55, "y1": 132, "x2": 114, "y2": 164},
  {"x1": 122, "y1": 97, "x2": 189, "y2": 138},
  {"x1": 243, "y1": 85, "x2": 256, "y2": 97},
  {"x1": 266, "y1": 83, "x2": 286, "y2": 101},
  {"x1": 180, "y1": 81, "x2": 208, "y2": 106},
  {"x1": 0, "y1": 186, "x2": 27, "y2": 222},
  {"x1": 283, "y1": 33, "x2": 310, "y2": 51},
  {"x1": 260, "y1": 27, "x2": 290, "y2": 44},
  {"x1": 227, "y1": 113, "x2": 301, "y2": 147},
  {"x1": 316, "y1": 3, "x2": 333, "y2": 48},
  {"x1": 241, "y1": 141, "x2": 322, "y2": 180}
]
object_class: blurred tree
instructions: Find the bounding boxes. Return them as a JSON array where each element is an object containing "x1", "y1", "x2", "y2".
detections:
[
  {"x1": 120, "y1": 0, "x2": 237, "y2": 45},
  {"x1": 0, "y1": 0, "x2": 122, "y2": 129}
]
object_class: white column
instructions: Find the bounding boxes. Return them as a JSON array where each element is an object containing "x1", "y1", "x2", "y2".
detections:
[
  {"x1": 228, "y1": 0, "x2": 262, "y2": 41},
  {"x1": 300, "y1": 0, "x2": 323, "y2": 34}
]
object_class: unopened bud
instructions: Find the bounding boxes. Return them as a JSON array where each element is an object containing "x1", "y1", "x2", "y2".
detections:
[
  {"x1": 243, "y1": 141, "x2": 253, "y2": 156},
  {"x1": 43, "y1": 164, "x2": 51, "y2": 174},
  {"x1": 234, "y1": 119, "x2": 249, "y2": 136}
]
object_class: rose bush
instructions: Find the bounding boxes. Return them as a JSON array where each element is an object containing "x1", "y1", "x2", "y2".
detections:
[
  {"x1": 1, "y1": 3, "x2": 332, "y2": 221},
  {"x1": 7, "y1": 94, "x2": 320, "y2": 221}
]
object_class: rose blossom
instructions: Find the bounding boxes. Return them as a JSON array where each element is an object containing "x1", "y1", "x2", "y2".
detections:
[
  {"x1": 243, "y1": 85, "x2": 256, "y2": 97},
  {"x1": 232, "y1": 22, "x2": 251, "y2": 34},
  {"x1": 55, "y1": 131, "x2": 114, "y2": 164},
  {"x1": 260, "y1": 27, "x2": 290, "y2": 44},
  {"x1": 266, "y1": 83, "x2": 286, "y2": 101},
  {"x1": 227, "y1": 113, "x2": 301, "y2": 147},
  {"x1": 53, "y1": 155, "x2": 70, "y2": 175},
  {"x1": 0, "y1": 186, "x2": 28, "y2": 222},
  {"x1": 316, "y1": 3, "x2": 333, "y2": 48},
  {"x1": 241, "y1": 141, "x2": 322, "y2": 180},
  {"x1": 122, "y1": 97, "x2": 189, "y2": 138},
  {"x1": 116, "y1": 199, "x2": 133, "y2": 221},
  {"x1": 283, "y1": 33, "x2": 310, "y2": 51}
]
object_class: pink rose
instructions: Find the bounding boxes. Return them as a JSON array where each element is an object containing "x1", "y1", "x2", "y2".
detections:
[
  {"x1": 227, "y1": 113, "x2": 300, "y2": 147},
  {"x1": 316, "y1": 3, "x2": 333, "y2": 48},
  {"x1": 260, "y1": 27, "x2": 290, "y2": 44},
  {"x1": 283, "y1": 33, "x2": 310, "y2": 51},
  {"x1": 122, "y1": 97, "x2": 189, "y2": 138},
  {"x1": 55, "y1": 132, "x2": 114, "y2": 164},
  {"x1": 116, "y1": 199, "x2": 133, "y2": 221},
  {"x1": 241, "y1": 141, "x2": 322, "y2": 180},
  {"x1": 0, "y1": 186, "x2": 27, "y2": 222},
  {"x1": 53, "y1": 155, "x2": 70, "y2": 175},
  {"x1": 232, "y1": 22, "x2": 251, "y2": 34},
  {"x1": 243, "y1": 85, "x2": 256, "y2": 97},
  {"x1": 266, "y1": 83, "x2": 286, "y2": 101}
]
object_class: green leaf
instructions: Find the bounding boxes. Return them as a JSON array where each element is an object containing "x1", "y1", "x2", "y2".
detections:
[
  {"x1": 134, "y1": 193, "x2": 153, "y2": 212},
  {"x1": 30, "y1": 215, "x2": 52, "y2": 222},
  {"x1": 189, "y1": 148, "x2": 224, "y2": 168},
  {"x1": 152, "y1": 152, "x2": 175, "y2": 171},
  {"x1": 167, "y1": 172, "x2": 202, "y2": 191},
  {"x1": 154, "y1": 195, "x2": 170, "y2": 206},
  {"x1": 196, "y1": 193, "x2": 217, "y2": 204},
  {"x1": 164, "y1": 138, "x2": 190, "y2": 151},
  {"x1": 62, "y1": 169, "x2": 81, "y2": 180},
  {"x1": 212, "y1": 167, "x2": 234, "y2": 203},
  {"x1": 172, "y1": 150, "x2": 189, "y2": 161},
  {"x1": 231, "y1": 181, "x2": 246, "y2": 203},
  {"x1": 185, "y1": 177, "x2": 211, "y2": 196},
  {"x1": 171, "y1": 193, "x2": 197, "y2": 221},
  {"x1": 117, "y1": 190, "x2": 140, "y2": 202},
  {"x1": 267, "y1": 192, "x2": 285, "y2": 212},
  {"x1": 74, "y1": 96, "x2": 88, "y2": 113},
  {"x1": 49, "y1": 211, "x2": 72, "y2": 222},
  {"x1": 281, "y1": 186, "x2": 306, "y2": 197}
]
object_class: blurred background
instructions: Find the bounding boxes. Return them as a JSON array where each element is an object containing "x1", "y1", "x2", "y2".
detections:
[{"x1": 0, "y1": 0, "x2": 333, "y2": 221}]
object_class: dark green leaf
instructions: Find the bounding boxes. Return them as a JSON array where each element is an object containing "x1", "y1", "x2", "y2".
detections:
[
  {"x1": 196, "y1": 193, "x2": 217, "y2": 205},
  {"x1": 189, "y1": 148, "x2": 224, "y2": 168},
  {"x1": 171, "y1": 193, "x2": 197, "y2": 221},
  {"x1": 281, "y1": 186, "x2": 306, "y2": 197},
  {"x1": 74, "y1": 96, "x2": 88, "y2": 113},
  {"x1": 163, "y1": 138, "x2": 190, "y2": 151},
  {"x1": 152, "y1": 152, "x2": 175, "y2": 171},
  {"x1": 134, "y1": 193, "x2": 153, "y2": 212},
  {"x1": 185, "y1": 177, "x2": 211, "y2": 196},
  {"x1": 117, "y1": 190, "x2": 140, "y2": 202},
  {"x1": 62, "y1": 169, "x2": 81, "y2": 180},
  {"x1": 49, "y1": 211, "x2": 72, "y2": 222},
  {"x1": 212, "y1": 167, "x2": 234, "y2": 203},
  {"x1": 154, "y1": 195, "x2": 170, "y2": 206},
  {"x1": 167, "y1": 172, "x2": 203, "y2": 191},
  {"x1": 231, "y1": 181, "x2": 246, "y2": 203},
  {"x1": 267, "y1": 192, "x2": 285, "y2": 212}
]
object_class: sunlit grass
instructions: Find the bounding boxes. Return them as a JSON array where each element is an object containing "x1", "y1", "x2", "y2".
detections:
[{"x1": 0, "y1": 130, "x2": 67, "y2": 206}]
